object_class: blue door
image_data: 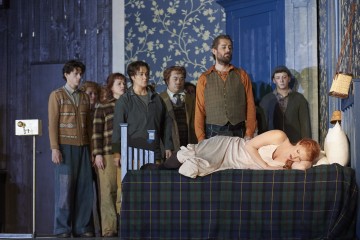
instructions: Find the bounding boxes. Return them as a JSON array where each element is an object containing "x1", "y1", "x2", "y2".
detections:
[{"x1": 217, "y1": 0, "x2": 285, "y2": 102}]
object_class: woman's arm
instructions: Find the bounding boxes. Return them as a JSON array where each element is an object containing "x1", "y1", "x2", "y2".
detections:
[
  {"x1": 244, "y1": 130, "x2": 287, "y2": 169},
  {"x1": 291, "y1": 160, "x2": 312, "y2": 170}
]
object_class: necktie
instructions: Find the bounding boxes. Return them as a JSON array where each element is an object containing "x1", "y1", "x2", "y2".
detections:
[{"x1": 174, "y1": 94, "x2": 182, "y2": 106}]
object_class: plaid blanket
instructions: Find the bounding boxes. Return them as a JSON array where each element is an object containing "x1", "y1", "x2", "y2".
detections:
[{"x1": 119, "y1": 164, "x2": 357, "y2": 240}]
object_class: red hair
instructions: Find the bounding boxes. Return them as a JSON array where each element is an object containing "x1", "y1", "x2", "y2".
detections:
[{"x1": 297, "y1": 138, "x2": 321, "y2": 162}]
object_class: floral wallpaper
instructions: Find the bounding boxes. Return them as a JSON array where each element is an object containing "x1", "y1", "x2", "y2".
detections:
[{"x1": 124, "y1": 0, "x2": 226, "y2": 92}]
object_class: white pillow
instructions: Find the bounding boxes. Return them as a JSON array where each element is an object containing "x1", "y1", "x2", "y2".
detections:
[
  {"x1": 324, "y1": 122, "x2": 349, "y2": 166},
  {"x1": 313, "y1": 150, "x2": 329, "y2": 166}
]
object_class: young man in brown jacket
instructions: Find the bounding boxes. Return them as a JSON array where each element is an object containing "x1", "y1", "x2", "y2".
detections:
[
  {"x1": 160, "y1": 66, "x2": 197, "y2": 152},
  {"x1": 48, "y1": 60, "x2": 94, "y2": 238}
]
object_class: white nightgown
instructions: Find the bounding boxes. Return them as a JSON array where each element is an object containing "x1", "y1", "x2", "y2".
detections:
[{"x1": 177, "y1": 135, "x2": 284, "y2": 178}]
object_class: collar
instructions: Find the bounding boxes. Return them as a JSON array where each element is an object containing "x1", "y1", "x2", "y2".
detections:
[
  {"x1": 64, "y1": 84, "x2": 79, "y2": 94},
  {"x1": 167, "y1": 89, "x2": 185, "y2": 98},
  {"x1": 209, "y1": 64, "x2": 235, "y2": 73},
  {"x1": 128, "y1": 86, "x2": 155, "y2": 99},
  {"x1": 273, "y1": 88, "x2": 292, "y2": 98}
]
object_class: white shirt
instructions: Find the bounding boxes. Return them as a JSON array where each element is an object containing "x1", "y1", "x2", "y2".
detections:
[{"x1": 167, "y1": 89, "x2": 185, "y2": 105}]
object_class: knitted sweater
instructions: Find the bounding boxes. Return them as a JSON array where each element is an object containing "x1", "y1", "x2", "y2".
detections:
[{"x1": 48, "y1": 87, "x2": 91, "y2": 149}]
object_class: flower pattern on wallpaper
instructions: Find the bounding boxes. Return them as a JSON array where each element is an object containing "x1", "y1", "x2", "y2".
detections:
[{"x1": 125, "y1": 0, "x2": 225, "y2": 91}]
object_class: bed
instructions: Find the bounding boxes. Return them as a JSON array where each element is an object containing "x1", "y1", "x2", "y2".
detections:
[{"x1": 118, "y1": 80, "x2": 360, "y2": 240}]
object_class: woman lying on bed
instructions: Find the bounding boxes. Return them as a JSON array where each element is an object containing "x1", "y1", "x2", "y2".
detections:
[{"x1": 142, "y1": 130, "x2": 321, "y2": 178}]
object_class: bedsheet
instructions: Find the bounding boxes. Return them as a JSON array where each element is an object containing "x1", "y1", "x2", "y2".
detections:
[{"x1": 119, "y1": 164, "x2": 357, "y2": 240}]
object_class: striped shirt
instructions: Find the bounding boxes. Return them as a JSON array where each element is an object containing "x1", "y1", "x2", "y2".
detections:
[{"x1": 92, "y1": 98, "x2": 116, "y2": 157}]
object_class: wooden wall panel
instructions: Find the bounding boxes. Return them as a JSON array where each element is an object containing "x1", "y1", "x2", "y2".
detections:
[
  {"x1": 0, "y1": 3, "x2": 8, "y2": 233},
  {"x1": 0, "y1": 0, "x2": 8, "y2": 172},
  {"x1": 0, "y1": 0, "x2": 112, "y2": 233}
]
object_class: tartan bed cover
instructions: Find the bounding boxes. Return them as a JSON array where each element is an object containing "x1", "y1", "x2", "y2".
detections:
[{"x1": 119, "y1": 164, "x2": 357, "y2": 240}]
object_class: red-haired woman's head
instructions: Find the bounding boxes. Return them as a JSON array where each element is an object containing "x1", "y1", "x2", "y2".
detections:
[{"x1": 297, "y1": 138, "x2": 321, "y2": 162}]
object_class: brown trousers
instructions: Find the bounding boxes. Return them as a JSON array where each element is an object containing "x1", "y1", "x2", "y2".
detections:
[{"x1": 97, "y1": 155, "x2": 119, "y2": 235}]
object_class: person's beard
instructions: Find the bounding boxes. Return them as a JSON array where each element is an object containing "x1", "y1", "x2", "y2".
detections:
[{"x1": 216, "y1": 53, "x2": 232, "y2": 65}]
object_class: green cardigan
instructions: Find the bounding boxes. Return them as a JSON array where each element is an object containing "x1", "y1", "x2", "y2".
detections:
[{"x1": 259, "y1": 91, "x2": 311, "y2": 143}]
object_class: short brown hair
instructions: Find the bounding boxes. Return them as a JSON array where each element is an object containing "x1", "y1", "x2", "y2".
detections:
[
  {"x1": 62, "y1": 60, "x2": 86, "y2": 81},
  {"x1": 163, "y1": 66, "x2": 186, "y2": 85},
  {"x1": 211, "y1": 35, "x2": 233, "y2": 60},
  {"x1": 127, "y1": 61, "x2": 150, "y2": 83},
  {"x1": 271, "y1": 65, "x2": 292, "y2": 79},
  {"x1": 102, "y1": 72, "x2": 127, "y2": 102},
  {"x1": 211, "y1": 34, "x2": 233, "y2": 49}
]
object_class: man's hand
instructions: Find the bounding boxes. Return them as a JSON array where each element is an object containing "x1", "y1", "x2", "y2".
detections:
[
  {"x1": 52, "y1": 149, "x2": 62, "y2": 164},
  {"x1": 165, "y1": 150, "x2": 172, "y2": 159}
]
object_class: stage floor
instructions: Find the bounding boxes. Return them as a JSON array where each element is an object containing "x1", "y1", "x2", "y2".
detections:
[{"x1": 0, "y1": 233, "x2": 117, "y2": 239}]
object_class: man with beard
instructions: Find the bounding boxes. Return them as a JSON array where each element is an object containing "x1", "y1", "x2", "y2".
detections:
[{"x1": 195, "y1": 34, "x2": 256, "y2": 142}]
